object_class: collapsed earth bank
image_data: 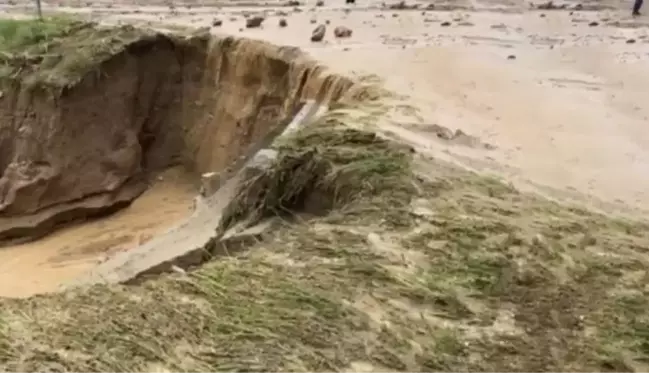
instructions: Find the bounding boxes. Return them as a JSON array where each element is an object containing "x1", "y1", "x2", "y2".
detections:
[{"x1": 0, "y1": 23, "x2": 356, "y2": 245}]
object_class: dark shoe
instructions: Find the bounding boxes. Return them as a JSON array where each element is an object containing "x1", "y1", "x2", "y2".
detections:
[{"x1": 633, "y1": 11, "x2": 641, "y2": 16}]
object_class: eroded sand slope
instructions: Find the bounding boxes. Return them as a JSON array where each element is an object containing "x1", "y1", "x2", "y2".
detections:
[
  {"x1": 0, "y1": 24, "x2": 356, "y2": 296},
  {"x1": 0, "y1": 27, "x2": 352, "y2": 243}
]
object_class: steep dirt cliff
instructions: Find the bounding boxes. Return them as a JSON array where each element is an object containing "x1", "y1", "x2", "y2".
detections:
[{"x1": 0, "y1": 22, "x2": 356, "y2": 245}]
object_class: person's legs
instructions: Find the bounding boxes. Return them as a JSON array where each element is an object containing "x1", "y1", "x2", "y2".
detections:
[{"x1": 633, "y1": 0, "x2": 643, "y2": 16}]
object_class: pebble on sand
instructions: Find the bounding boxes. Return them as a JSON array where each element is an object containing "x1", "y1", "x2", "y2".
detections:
[
  {"x1": 246, "y1": 16, "x2": 265, "y2": 28},
  {"x1": 311, "y1": 24, "x2": 326, "y2": 41},
  {"x1": 334, "y1": 25, "x2": 353, "y2": 38}
]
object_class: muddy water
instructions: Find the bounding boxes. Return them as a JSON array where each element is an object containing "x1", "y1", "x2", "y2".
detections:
[{"x1": 0, "y1": 167, "x2": 198, "y2": 298}]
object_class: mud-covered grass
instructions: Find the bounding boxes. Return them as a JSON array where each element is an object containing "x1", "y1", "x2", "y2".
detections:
[
  {"x1": 0, "y1": 17, "x2": 153, "y2": 88},
  {"x1": 1, "y1": 105, "x2": 649, "y2": 371},
  {"x1": 220, "y1": 113, "x2": 415, "y2": 230}
]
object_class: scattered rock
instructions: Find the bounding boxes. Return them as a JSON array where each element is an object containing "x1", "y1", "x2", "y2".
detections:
[
  {"x1": 246, "y1": 16, "x2": 265, "y2": 28},
  {"x1": 626, "y1": 38, "x2": 636, "y2": 44},
  {"x1": 346, "y1": 0, "x2": 355, "y2": 4},
  {"x1": 536, "y1": 1, "x2": 566, "y2": 9},
  {"x1": 279, "y1": 18, "x2": 288, "y2": 27},
  {"x1": 316, "y1": 0, "x2": 324, "y2": 5},
  {"x1": 392, "y1": 13, "x2": 399, "y2": 17},
  {"x1": 310, "y1": 18, "x2": 317, "y2": 23},
  {"x1": 276, "y1": 10, "x2": 288, "y2": 15},
  {"x1": 440, "y1": 21, "x2": 451, "y2": 26},
  {"x1": 588, "y1": 21, "x2": 598, "y2": 26},
  {"x1": 507, "y1": 54, "x2": 516, "y2": 60},
  {"x1": 311, "y1": 24, "x2": 326, "y2": 41},
  {"x1": 286, "y1": 0, "x2": 301, "y2": 5},
  {"x1": 325, "y1": 19, "x2": 330, "y2": 24},
  {"x1": 388, "y1": 0, "x2": 417, "y2": 9},
  {"x1": 457, "y1": 21, "x2": 474, "y2": 26},
  {"x1": 334, "y1": 25, "x2": 353, "y2": 38},
  {"x1": 211, "y1": 18, "x2": 223, "y2": 26},
  {"x1": 426, "y1": 3, "x2": 435, "y2": 9},
  {"x1": 539, "y1": 13, "x2": 546, "y2": 17}
]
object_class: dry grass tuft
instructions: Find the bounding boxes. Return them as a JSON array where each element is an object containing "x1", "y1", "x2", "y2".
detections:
[{"x1": 219, "y1": 111, "x2": 415, "y2": 230}]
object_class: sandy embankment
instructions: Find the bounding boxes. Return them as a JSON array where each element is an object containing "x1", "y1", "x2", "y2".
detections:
[{"x1": 0, "y1": 25, "x2": 353, "y2": 297}]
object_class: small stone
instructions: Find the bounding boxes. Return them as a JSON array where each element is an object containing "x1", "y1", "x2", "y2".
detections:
[
  {"x1": 311, "y1": 24, "x2": 326, "y2": 41},
  {"x1": 440, "y1": 21, "x2": 451, "y2": 26},
  {"x1": 279, "y1": 18, "x2": 288, "y2": 27},
  {"x1": 310, "y1": 18, "x2": 317, "y2": 23},
  {"x1": 588, "y1": 21, "x2": 599, "y2": 26},
  {"x1": 316, "y1": 0, "x2": 324, "y2": 5},
  {"x1": 334, "y1": 25, "x2": 352, "y2": 38},
  {"x1": 246, "y1": 15, "x2": 265, "y2": 28},
  {"x1": 626, "y1": 38, "x2": 636, "y2": 44},
  {"x1": 507, "y1": 54, "x2": 516, "y2": 60},
  {"x1": 211, "y1": 18, "x2": 223, "y2": 26}
]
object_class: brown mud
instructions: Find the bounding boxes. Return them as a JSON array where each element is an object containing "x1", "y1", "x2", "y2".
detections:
[
  {"x1": 0, "y1": 26, "x2": 353, "y2": 244},
  {"x1": 0, "y1": 22, "x2": 360, "y2": 296}
]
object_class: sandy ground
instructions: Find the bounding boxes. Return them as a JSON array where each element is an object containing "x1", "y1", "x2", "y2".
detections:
[
  {"x1": 2, "y1": 0, "x2": 649, "y2": 296},
  {"x1": 0, "y1": 167, "x2": 197, "y2": 297},
  {"x1": 23, "y1": 0, "x2": 644, "y2": 214}
]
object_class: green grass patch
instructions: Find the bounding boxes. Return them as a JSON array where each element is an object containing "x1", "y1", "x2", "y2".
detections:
[{"x1": 0, "y1": 17, "x2": 156, "y2": 89}]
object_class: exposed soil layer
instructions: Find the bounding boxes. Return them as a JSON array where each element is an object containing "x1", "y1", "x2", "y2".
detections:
[{"x1": 0, "y1": 23, "x2": 356, "y2": 245}]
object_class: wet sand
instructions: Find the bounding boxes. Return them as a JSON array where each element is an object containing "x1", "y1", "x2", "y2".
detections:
[{"x1": 0, "y1": 167, "x2": 197, "y2": 297}]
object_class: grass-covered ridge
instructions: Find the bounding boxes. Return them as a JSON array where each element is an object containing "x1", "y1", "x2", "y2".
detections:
[
  {"x1": 0, "y1": 17, "x2": 153, "y2": 88},
  {"x1": 0, "y1": 100, "x2": 648, "y2": 371}
]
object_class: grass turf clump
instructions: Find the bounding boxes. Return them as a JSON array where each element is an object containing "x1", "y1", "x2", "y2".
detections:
[
  {"x1": 219, "y1": 110, "x2": 416, "y2": 230},
  {"x1": 0, "y1": 17, "x2": 78, "y2": 52},
  {"x1": 0, "y1": 17, "x2": 153, "y2": 88}
]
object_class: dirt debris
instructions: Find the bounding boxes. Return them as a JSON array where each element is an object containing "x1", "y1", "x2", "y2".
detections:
[
  {"x1": 246, "y1": 15, "x2": 265, "y2": 28},
  {"x1": 311, "y1": 24, "x2": 326, "y2": 41},
  {"x1": 334, "y1": 25, "x2": 353, "y2": 38}
]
